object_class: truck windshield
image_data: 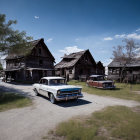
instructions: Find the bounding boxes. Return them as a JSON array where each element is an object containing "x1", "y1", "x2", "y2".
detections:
[
  {"x1": 97, "y1": 76, "x2": 105, "y2": 81},
  {"x1": 49, "y1": 79, "x2": 66, "y2": 85}
]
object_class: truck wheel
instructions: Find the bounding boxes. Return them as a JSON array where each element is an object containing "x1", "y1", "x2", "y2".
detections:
[
  {"x1": 50, "y1": 94, "x2": 56, "y2": 104},
  {"x1": 34, "y1": 89, "x2": 39, "y2": 96}
]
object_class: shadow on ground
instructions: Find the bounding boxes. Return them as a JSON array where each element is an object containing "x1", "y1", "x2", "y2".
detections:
[
  {"x1": 57, "y1": 99, "x2": 92, "y2": 107},
  {"x1": 4, "y1": 81, "x2": 33, "y2": 86},
  {"x1": 0, "y1": 84, "x2": 34, "y2": 99},
  {"x1": 38, "y1": 94, "x2": 92, "y2": 107}
]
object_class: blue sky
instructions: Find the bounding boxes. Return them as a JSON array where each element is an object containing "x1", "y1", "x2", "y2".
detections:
[{"x1": 0, "y1": 0, "x2": 140, "y2": 65}]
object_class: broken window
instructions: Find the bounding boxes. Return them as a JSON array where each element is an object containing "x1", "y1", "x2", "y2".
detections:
[{"x1": 39, "y1": 60, "x2": 43, "y2": 66}]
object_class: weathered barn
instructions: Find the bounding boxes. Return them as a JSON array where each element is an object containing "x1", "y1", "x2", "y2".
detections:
[
  {"x1": 55, "y1": 50, "x2": 104, "y2": 80},
  {"x1": 5, "y1": 38, "x2": 55, "y2": 82},
  {"x1": 108, "y1": 59, "x2": 140, "y2": 82},
  {"x1": 96, "y1": 61, "x2": 105, "y2": 75}
]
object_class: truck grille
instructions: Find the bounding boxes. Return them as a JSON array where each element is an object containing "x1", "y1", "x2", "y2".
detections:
[
  {"x1": 105, "y1": 83, "x2": 112, "y2": 87},
  {"x1": 61, "y1": 90, "x2": 79, "y2": 94}
]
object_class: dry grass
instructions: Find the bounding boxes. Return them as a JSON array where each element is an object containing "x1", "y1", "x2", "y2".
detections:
[
  {"x1": 0, "y1": 92, "x2": 32, "y2": 112},
  {"x1": 45, "y1": 106, "x2": 140, "y2": 140},
  {"x1": 68, "y1": 81, "x2": 140, "y2": 102}
]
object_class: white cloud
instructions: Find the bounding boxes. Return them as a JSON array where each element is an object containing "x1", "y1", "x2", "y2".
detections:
[
  {"x1": 136, "y1": 28, "x2": 140, "y2": 32},
  {"x1": 114, "y1": 33, "x2": 140, "y2": 40},
  {"x1": 34, "y1": 16, "x2": 39, "y2": 19},
  {"x1": 115, "y1": 34, "x2": 126, "y2": 38},
  {"x1": 104, "y1": 28, "x2": 140, "y2": 41},
  {"x1": 59, "y1": 46, "x2": 84, "y2": 54},
  {"x1": 103, "y1": 37, "x2": 113, "y2": 41},
  {"x1": 127, "y1": 33, "x2": 140, "y2": 40},
  {"x1": 46, "y1": 38, "x2": 53, "y2": 43}
]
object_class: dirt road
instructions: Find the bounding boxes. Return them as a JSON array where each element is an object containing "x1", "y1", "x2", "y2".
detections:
[{"x1": 0, "y1": 82, "x2": 140, "y2": 140}]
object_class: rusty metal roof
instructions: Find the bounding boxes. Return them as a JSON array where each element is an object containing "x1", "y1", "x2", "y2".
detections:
[{"x1": 55, "y1": 50, "x2": 86, "y2": 68}]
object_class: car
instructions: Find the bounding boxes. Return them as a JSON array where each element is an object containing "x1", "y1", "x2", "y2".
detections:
[
  {"x1": 33, "y1": 77, "x2": 83, "y2": 103},
  {"x1": 86, "y1": 75, "x2": 115, "y2": 89}
]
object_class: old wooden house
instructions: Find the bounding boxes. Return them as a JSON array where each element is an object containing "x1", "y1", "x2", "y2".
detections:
[
  {"x1": 5, "y1": 38, "x2": 55, "y2": 82},
  {"x1": 55, "y1": 50, "x2": 104, "y2": 80},
  {"x1": 108, "y1": 59, "x2": 140, "y2": 82}
]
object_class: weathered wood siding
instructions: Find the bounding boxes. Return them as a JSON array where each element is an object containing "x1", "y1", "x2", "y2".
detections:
[
  {"x1": 55, "y1": 50, "x2": 100, "y2": 80},
  {"x1": 5, "y1": 39, "x2": 55, "y2": 82},
  {"x1": 74, "y1": 53, "x2": 96, "y2": 79},
  {"x1": 26, "y1": 42, "x2": 54, "y2": 69},
  {"x1": 6, "y1": 58, "x2": 25, "y2": 70},
  {"x1": 108, "y1": 67, "x2": 140, "y2": 82}
]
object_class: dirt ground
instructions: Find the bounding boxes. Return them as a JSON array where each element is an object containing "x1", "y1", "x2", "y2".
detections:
[{"x1": 0, "y1": 81, "x2": 140, "y2": 140}]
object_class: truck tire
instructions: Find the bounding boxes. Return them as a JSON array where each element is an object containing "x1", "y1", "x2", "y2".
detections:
[{"x1": 50, "y1": 93, "x2": 56, "y2": 104}]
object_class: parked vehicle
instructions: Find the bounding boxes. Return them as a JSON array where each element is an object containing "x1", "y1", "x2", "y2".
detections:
[
  {"x1": 86, "y1": 75, "x2": 115, "y2": 89},
  {"x1": 33, "y1": 77, "x2": 83, "y2": 104}
]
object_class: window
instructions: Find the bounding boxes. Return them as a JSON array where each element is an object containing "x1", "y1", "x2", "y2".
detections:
[
  {"x1": 26, "y1": 70, "x2": 30, "y2": 78},
  {"x1": 39, "y1": 79, "x2": 48, "y2": 85},
  {"x1": 49, "y1": 79, "x2": 66, "y2": 85},
  {"x1": 69, "y1": 69, "x2": 72, "y2": 74},
  {"x1": 62, "y1": 68, "x2": 65, "y2": 75},
  {"x1": 39, "y1": 48, "x2": 41, "y2": 55},
  {"x1": 39, "y1": 60, "x2": 43, "y2": 66},
  {"x1": 97, "y1": 76, "x2": 105, "y2": 81},
  {"x1": 91, "y1": 77, "x2": 97, "y2": 81},
  {"x1": 80, "y1": 69, "x2": 83, "y2": 75},
  {"x1": 46, "y1": 80, "x2": 48, "y2": 85}
]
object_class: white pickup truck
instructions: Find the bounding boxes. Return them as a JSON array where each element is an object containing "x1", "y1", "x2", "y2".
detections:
[{"x1": 33, "y1": 77, "x2": 83, "y2": 104}]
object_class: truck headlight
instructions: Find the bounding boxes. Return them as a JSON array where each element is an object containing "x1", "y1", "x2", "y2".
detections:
[
  {"x1": 78, "y1": 89, "x2": 81, "y2": 93},
  {"x1": 57, "y1": 90, "x2": 61, "y2": 96}
]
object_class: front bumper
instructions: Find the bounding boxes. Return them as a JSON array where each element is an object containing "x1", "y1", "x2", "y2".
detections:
[
  {"x1": 103, "y1": 86, "x2": 116, "y2": 89},
  {"x1": 56, "y1": 93, "x2": 83, "y2": 101}
]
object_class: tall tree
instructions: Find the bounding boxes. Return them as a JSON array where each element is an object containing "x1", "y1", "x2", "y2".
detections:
[
  {"x1": 113, "y1": 39, "x2": 140, "y2": 61},
  {"x1": 112, "y1": 39, "x2": 140, "y2": 82},
  {"x1": 0, "y1": 14, "x2": 33, "y2": 55}
]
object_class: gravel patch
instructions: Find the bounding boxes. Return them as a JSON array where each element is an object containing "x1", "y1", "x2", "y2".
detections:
[{"x1": 0, "y1": 81, "x2": 140, "y2": 140}]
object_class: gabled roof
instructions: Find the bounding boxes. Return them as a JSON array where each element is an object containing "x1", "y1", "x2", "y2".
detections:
[
  {"x1": 6, "y1": 38, "x2": 42, "y2": 60},
  {"x1": 55, "y1": 49, "x2": 95, "y2": 68},
  {"x1": 6, "y1": 38, "x2": 55, "y2": 61},
  {"x1": 96, "y1": 61, "x2": 104, "y2": 67},
  {"x1": 108, "y1": 59, "x2": 140, "y2": 68},
  {"x1": 62, "y1": 50, "x2": 86, "y2": 59}
]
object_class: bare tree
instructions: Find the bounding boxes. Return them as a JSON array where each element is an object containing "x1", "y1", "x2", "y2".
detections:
[
  {"x1": 113, "y1": 45, "x2": 125, "y2": 61},
  {"x1": 124, "y1": 39, "x2": 140, "y2": 60},
  {"x1": 112, "y1": 39, "x2": 140, "y2": 82}
]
